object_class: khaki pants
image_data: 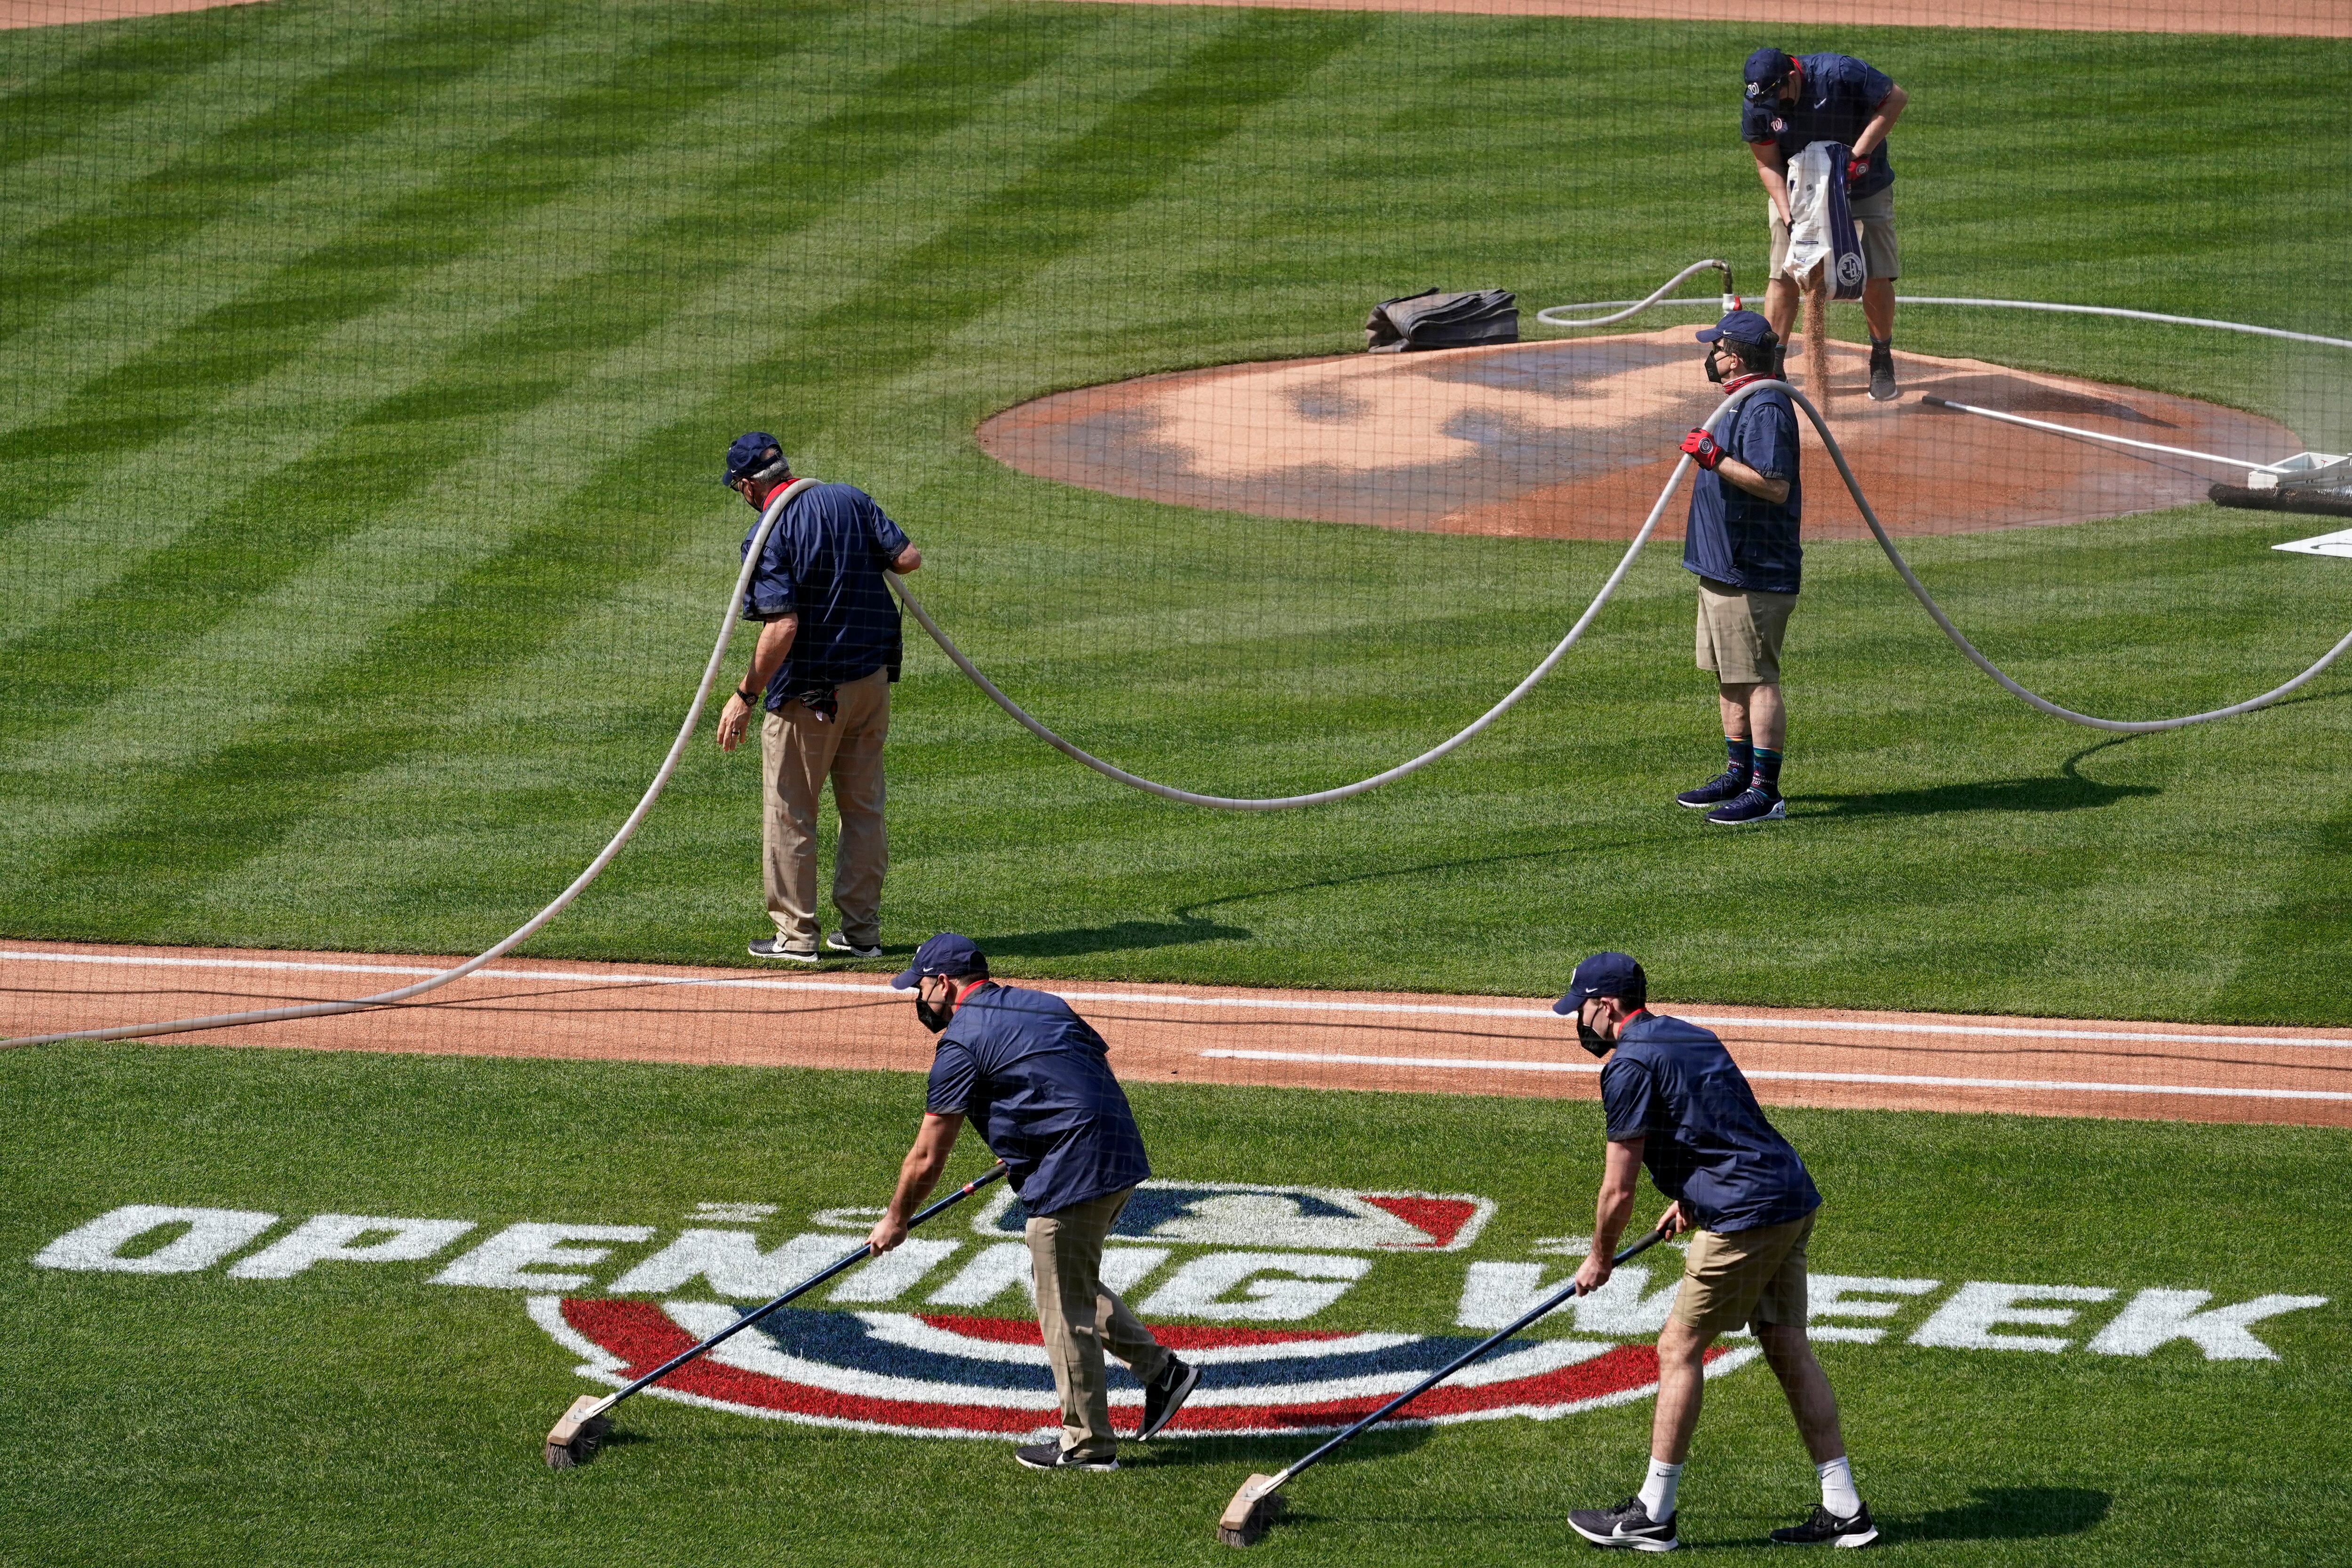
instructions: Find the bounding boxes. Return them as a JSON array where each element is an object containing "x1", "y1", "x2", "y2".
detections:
[
  {"x1": 759, "y1": 667, "x2": 890, "y2": 950},
  {"x1": 1026, "y1": 1187, "x2": 1170, "y2": 1460}
]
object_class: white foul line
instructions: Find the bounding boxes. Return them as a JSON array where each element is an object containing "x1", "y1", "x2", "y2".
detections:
[
  {"x1": 0, "y1": 950, "x2": 893, "y2": 998},
  {"x1": 7, "y1": 950, "x2": 2350, "y2": 1051},
  {"x1": 1197, "y1": 1050, "x2": 2352, "y2": 1103},
  {"x1": 1920, "y1": 396, "x2": 2289, "y2": 473}
]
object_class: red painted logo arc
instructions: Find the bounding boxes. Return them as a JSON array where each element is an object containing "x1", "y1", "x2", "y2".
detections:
[{"x1": 532, "y1": 1297, "x2": 1753, "y2": 1440}]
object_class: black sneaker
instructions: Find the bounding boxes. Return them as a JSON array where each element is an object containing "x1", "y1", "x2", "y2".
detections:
[
  {"x1": 1014, "y1": 1441, "x2": 1117, "y2": 1472},
  {"x1": 1868, "y1": 350, "x2": 1897, "y2": 402},
  {"x1": 1770, "y1": 1503, "x2": 1878, "y2": 1548},
  {"x1": 1676, "y1": 766, "x2": 1751, "y2": 809},
  {"x1": 1136, "y1": 1354, "x2": 1200, "y2": 1441},
  {"x1": 1568, "y1": 1496, "x2": 1678, "y2": 1552},
  {"x1": 1707, "y1": 787, "x2": 1787, "y2": 826},
  {"x1": 747, "y1": 935, "x2": 820, "y2": 963},
  {"x1": 825, "y1": 932, "x2": 882, "y2": 959}
]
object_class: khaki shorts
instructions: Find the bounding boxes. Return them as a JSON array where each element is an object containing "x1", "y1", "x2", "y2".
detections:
[
  {"x1": 1670, "y1": 1210, "x2": 1815, "y2": 1335},
  {"x1": 1696, "y1": 577, "x2": 1796, "y2": 685},
  {"x1": 1769, "y1": 186, "x2": 1898, "y2": 283}
]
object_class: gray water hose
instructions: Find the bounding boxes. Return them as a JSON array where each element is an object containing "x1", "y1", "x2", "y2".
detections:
[
  {"x1": 6, "y1": 479, "x2": 817, "y2": 1048},
  {"x1": 13, "y1": 280, "x2": 2348, "y2": 1047}
]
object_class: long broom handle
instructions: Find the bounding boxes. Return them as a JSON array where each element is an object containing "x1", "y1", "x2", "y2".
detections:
[
  {"x1": 589, "y1": 1162, "x2": 1009, "y2": 1416},
  {"x1": 1262, "y1": 1221, "x2": 1672, "y2": 1490}
]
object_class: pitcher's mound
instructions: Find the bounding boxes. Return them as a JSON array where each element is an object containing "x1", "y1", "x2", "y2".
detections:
[{"x1": 978, "y1": 328, "x2": 2299, "y2": 540}]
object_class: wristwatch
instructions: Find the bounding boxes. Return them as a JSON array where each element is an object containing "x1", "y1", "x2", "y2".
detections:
[{"x1": 734, "y1": 686, "x2": 759, "y2": 707}]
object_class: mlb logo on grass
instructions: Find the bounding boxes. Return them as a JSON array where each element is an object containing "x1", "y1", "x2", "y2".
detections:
[{"x1": 32, "y1": 1189, "x2": 2330, "y2": 1447}]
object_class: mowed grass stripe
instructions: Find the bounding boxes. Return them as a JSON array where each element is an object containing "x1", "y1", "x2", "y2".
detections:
[
  {"x1": 0, "y1": 6, "x2": 1142, "y2": 932},
  {"x1": 0, "y1": 8, "x2": 675, "y2": 557},
  {"x1": 762, "y1": 8, "x2": 1374, "y2": 409},
  {"x1": 0, "y1": 4, "x2": 1071, "y2": 741},
  {"x1": 0, "y1": 4, "x2": 572, "y2": 356},
  {"x1": 0, "y1": 7, "x2": 1114, "y2": 901},
  {"x1": 0, "y1": 15, "x2": 648, "y2": 438},
  {"x1": 119, "y1": 9, "x2": 1364, "y2": 931},
  {"x1": 0, "y1": 26, "x2": 753, "y2": 742},
  {"x1": 0, "y1": 7, "x2": 967, "y2": 660},
  {"x1": 0, "y1": 7, "x2": 255, "y2": 177},
  {"x1": 15, "y1": 8, "x2": 1357, "y2": 936},
  {"x1": 190, "y1": 13, "x2": 1407, "y2": 939}
]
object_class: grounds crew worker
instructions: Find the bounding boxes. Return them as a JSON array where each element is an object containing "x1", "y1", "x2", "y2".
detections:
[
  {"x1": 714, "y1": 433, "x2": 920, "y2": 963},
  {"x1": 868, "y1": 932, "x2": 1202, "y2": 1469},
  {"x1": 1674, "y1": 310, "x2": 1801, "y2": 826},
  {"x1": 1743, "y1": 45, "x2": 1908, "y2": 402},
  {"x1": 1557, "y1": 952, "x2": 1877, "y2": 1552}
]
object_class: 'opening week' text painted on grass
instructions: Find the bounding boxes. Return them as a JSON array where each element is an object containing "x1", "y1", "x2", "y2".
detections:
[{"x1": 31, "y1": 1180, "x2": 2325, "y2": 1441}]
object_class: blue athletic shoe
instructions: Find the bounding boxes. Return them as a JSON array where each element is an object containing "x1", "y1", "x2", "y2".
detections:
[
  {"x1": 1676, "y1": 767, "x2": 1751, "y2": 809},
  {"x1": 1707, "y1": 787, "x2": 1787, "y2": 826}
]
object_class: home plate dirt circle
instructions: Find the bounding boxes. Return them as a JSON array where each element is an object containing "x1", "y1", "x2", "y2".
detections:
[{"x1": 978, "y1": 327, "x2": 2300, "y2": 541}]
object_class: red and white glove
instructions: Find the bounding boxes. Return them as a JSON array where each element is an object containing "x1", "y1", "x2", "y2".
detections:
[
  {"x1": 1679, "y1": 429, "x2": 1724, "y2": 470},
  {"x1": 1845, "y1": 154, "x2": 1869, "y2": 185}
]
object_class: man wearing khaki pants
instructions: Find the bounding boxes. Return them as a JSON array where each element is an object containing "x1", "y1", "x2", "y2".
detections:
[
  {"x1": 869, "y1": 932, "x2": 1202, "y2": 1470},
  {"x1": 713, "y1": 432, "x2": 920, "y2": 962}
]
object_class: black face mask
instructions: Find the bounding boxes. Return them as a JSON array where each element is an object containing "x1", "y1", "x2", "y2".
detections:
[
  {"x1": 916, "y1": 994, "x2": 954, "y2": 1034},
  {"x1": 1704, "y1": 348, "x2": 1728, "y2": 385},
  {"x1": 1576, "y1": 1018, "x2": 1613, "y2": 1058}
]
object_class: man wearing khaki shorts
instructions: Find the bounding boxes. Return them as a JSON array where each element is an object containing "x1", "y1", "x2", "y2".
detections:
[
  {"x1": 1556, "y1": 952, "x2": 1878, "y2": 1551},
  {"x1": 714, "y1": 432, "x2": 921, "y2": 962},
  {"x1": 1742, "y1": 47, "x2": 1908, "y2": 402},
  {"x1": 1674, "y1": 310, "x2": 1803, "y2": 827}
]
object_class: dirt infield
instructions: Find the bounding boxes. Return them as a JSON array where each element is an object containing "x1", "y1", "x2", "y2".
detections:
[
  {"x1": 1050, "y1": 0, "x2": 2352, "y2": 42},
  {"x1": 979, "y1": 330, "x2": 2297, "y2": 540},
  {"x1": 8, "y1": 939, "x2": 2349, "y2": 1128}
]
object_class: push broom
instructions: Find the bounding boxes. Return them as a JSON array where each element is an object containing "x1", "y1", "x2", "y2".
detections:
[
  {"x1": 1214, "y1": 1220, "x2": 1672, "y2": 1546},
  {"x1": 543, "y1": 1161, "x2": 1008, "y2": 1468}
]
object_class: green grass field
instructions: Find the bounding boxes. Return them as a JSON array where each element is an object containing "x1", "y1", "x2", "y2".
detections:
[
  {"x1": 2, "y1": 0, "x2": 2350, "y2": 1021},
  {"x1": 8, "y1": 8, "x2": 2350, "y2": 1559},
  {"x1": 3, "y1": 1043, "x2": 2345, "y2": 1566}
]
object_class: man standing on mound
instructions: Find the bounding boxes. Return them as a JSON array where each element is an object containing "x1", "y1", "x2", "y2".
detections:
[
  {"x1": 1742, "y1": 46, "x2": 1908, "y2": 402},
  {"x1": 1675, "y1": 310, "x2": 1802, "y2": 826},
  {"x1": 1556, "y1": 952, "x2": 1876, "y2": 1551},
  {"x1": 868, "y1": 932, "x2": 1201, "y2": 1469},
  {"x1": 713, "y1": 432, "x2": 921, "y2": 963}
]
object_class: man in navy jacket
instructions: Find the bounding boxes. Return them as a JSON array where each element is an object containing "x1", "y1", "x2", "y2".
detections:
[
  {"x1": 1557, "y1": 952, "x2": 1877, "y2": 1552},
  {"x1": 868, "y1": 933, "x2": 1201, "y2": 1470}
]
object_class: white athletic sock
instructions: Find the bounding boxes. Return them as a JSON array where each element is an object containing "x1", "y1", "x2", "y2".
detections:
[
  {"x1": 1637, "y1": 1458, "x2": 1683, "y2": 1521},
  {"x1": 1818, "y1": 1456, "x2": 1861, "y2": 1518}
]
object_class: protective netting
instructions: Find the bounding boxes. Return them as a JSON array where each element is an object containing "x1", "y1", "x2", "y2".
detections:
[{"x1": 3, "y1": 0, "x2": 2350, "y2": 1086}]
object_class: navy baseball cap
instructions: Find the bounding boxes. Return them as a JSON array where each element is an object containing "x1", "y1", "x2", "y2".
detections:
[
  {"x1": 891, "y1": 931, "x2": 989, "y2": 989},
  {"x1": 722, "y1": 431, "x2": 788, "y2": 487},
  {"x1": 1552, "y1": 952, "x2": 1647, "y2": 1015},
  {"x1": 1743, "y1": 47, "x2": 1796, "y2": 97},
  {"x1": 1697, "y1": 308, "x2": 1777, "y2": 348}
]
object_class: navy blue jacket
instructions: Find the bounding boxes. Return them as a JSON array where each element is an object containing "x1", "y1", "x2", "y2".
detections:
[
  {"x1": 739, "y1": 481, "x2": 909, "y2": 709},
  {"x1": 926, "y1": 984, "x2": 1151, "y2": 1217},
  {"x1": 1741, "y1": 52, "x2": 1898, "y2": 201},
  {"x1": 1684, "y1": 382, "x2": 1803, "y2": 595},
  {"x1": 1599, "y1": 1012, "x2": 1820, "y2": 1234}
]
